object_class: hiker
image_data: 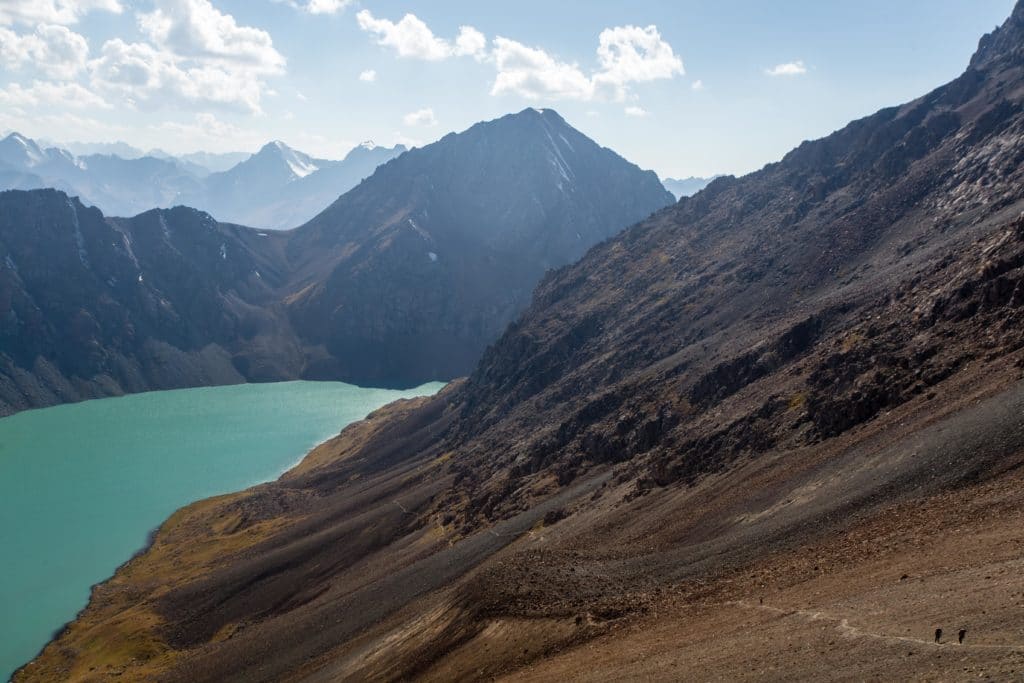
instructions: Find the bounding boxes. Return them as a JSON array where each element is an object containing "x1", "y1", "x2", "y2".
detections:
[
  {"x1": 934, "y1": 628, "x2": 942, "y2": 644},
  {"x1": 959, "y1": 628, "x2": 967, "y2": 644}
]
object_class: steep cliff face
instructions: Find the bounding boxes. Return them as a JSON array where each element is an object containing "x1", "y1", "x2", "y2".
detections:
[
  {"x1": 20, "y1": 4, "x2": 1024, "y2": 683},
  {"x1": 284, "y1": 108, "x2": 674, "y2": 385},
  {"x1": 0, "y1": 190, "x2": 300, "y2": 415}
]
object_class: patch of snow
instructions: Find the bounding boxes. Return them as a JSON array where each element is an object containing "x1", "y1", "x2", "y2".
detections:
[
  {"x1": 219, "y1": 243, "x2": 227, "y2": 260},
  {"x1": 254, "y1": 270, "x2": 262, "y2": 279},
  {"x1": 66, "y1": 198, "x2": 90, "y2": 269},
  {"x1": 8, "y1": 134, "x2": 47, "y2": 166},
  {"x1": 286, "y1": 156, "x2": 318, "y2": 178},
  {"x1": 427, "y1": 251, "x2": 438, "y2": 262},
  {"x1": 272, "y1": 141, "x2": 319, "y2": 178},
  {"x1": 537, "y1": 114, "x2": 575, "y2": 184},
  {"x1": 407, "y1": 218, "x2": 430, "y2": 240},
  {"x1": 257, "y1": 232, "x2": 269, "y2": 237},
  {"x1": 119, "y1": 233, "x2": 140, "y2": 270},
  {"x1": 4, "y1": 255, "x2": 17, "y2": 273},
  {"x1": 158, "y1": 214, "x2": 171, "y2": 242},
  {"x1": 138, "y1": 273, "x2": 144, "y2": 283}
]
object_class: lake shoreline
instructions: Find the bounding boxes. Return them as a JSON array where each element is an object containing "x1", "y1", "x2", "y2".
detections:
[{"x1": 2, "y1": 380, "x2": 445, "y2": 682}]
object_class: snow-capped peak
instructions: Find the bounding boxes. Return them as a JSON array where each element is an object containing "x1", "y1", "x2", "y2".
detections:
[
  {"x1": 1, "y1": 132, "x2": 48, "y2": 167},
  {"x1": 262, "y1": 140, "x2": 319, "y2": 178}
]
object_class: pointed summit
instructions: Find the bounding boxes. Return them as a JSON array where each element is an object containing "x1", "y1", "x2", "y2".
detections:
[
  {"x1": 238, "y1": 140, "x2": 320, "y2": 179},
  {"x1": 970, "y1": 0, "x2": 1024, "y2": 69},
  {"x1": 0, "y1": 132, "x2": 47, "y2": 168},
  {"x1": 286, "y1": 109, "x2": 673, "y2": 384}
]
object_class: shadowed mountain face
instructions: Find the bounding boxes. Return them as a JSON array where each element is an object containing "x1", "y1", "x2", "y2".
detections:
[
  {"x1": 285, "y1": 108, "x2": 674, "y2": 384},
  {"x1": 0, "y1": 109, "x2": 673, "y2": 413},
  {"x1": 0, "y1": 190, "x2": 298, "y2": 413},
  {"x1": 18, "y1": 5, "x2": 1024, "y2": 682}
]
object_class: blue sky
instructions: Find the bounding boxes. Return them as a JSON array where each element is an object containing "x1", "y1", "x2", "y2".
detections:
[{"x1": 0, "y1": 0, "x2": 1016, "y2": 177}]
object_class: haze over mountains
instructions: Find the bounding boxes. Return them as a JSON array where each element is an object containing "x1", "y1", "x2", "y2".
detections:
[
  {"x1": 196, "y1": 140, "x2": 407, "y2": 230},
  {"x1": 660, "y1": 175, "x2": 720, "y2": 199},
  {"x1": 16, "y1": 3, "x2": 1024, "y2": 680},
  {"x1": 0, "y1": 132, "x2": 405, "y2": 229},
  {"x1": 0, "y1": 108, "x2": 672, "y2": 414}
]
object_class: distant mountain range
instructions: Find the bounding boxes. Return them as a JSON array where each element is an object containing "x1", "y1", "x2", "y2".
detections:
[
  {"x1": 194, "y1": 140, "x2": 407, "y2": 229},
  {"x1": 0, "y1": 108, "x2": 672, "y2": 413},
  {"x1": 0, "y1": 133, "x2": 405, "y2": 229},
  {"x1": 660, "y1": 175, "x2": 721, "y2": 199}
]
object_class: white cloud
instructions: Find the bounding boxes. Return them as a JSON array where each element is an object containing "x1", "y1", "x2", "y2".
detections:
[
  {"x1": 358, "y1": 68, "x2": 377, "y2": 82},
  {"x1": 0, "y1": 79, "x2": 109, "y2": 109},
  {"x1": 624, "y1": 105, "x2": 648, "y2": 117},
  {"x1": 591, "y1": 25, "x2": 683, "y2": 100},
  {"x1": 691, "y1": 79, "x2": 704, "y2": 91},
  {"x1": 152, "y1": 112, "x2": 263, "y2": 152},
  {"x1": 765, "y1": 60, "x2": 807, "y2": 77},
  {"x1": 0, "y1": 110, "x2": 125, "y2": 142},
  {"x1": 491, "y1": 24, "x2": 681, "y2": 102},
  {"x1": 356, "y1": 10, "x2": 486, "y2": 61},
  {"x1": 306, "y1": 0, "x2": 351, "y2": 14},
  {"x1": 0, "y1": 24, "x2": 90, "y2": 79},
  {"x1": 453, "y1": 26, "x2": 487, "y2": 60},
  {"x1": 138, "y1": 0, "x2": 284, "y2": 74},
  {"x1": 87, "y1": 1, "x2": 285, "y2": 114},
  {"x1": 491, "y1": 37, "x2": 594, "y2": 100},
  {"x1": 403, "y1": 107, "x2": 437, "y2": 127},
  {"x1": 274, "y1": 0, "x2": 351, "y2": 15},
  {"x1": 0, "y1": 0, "x2": 122, "y2": 26},
  {"x1": 356, "y1": 13, "x2": 682, "y2": 102},
  {"x1": 89, "y1": 38, "x2": 266, "y2": 113}
]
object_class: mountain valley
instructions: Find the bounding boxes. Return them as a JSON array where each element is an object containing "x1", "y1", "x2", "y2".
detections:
[{"x1": 9, "y1": 2, "x2": 1024, "y2": 681}]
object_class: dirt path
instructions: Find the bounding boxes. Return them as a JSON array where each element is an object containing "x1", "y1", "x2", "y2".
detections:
[{"x1": 724, "y1": 600, "x2": 1024, "y2": 652}]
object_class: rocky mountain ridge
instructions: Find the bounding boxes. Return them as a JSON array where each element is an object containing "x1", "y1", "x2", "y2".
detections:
[
  {"x1": 0, "y1": 133, "x2": 406, "y2": 229},
  {"x1": 660, "y1": 175, "x2": 720, "y2": 199}
]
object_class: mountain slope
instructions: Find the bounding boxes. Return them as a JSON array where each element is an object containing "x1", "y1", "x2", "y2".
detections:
[
  {"x1": 284, "y1": 108, "x2": 674, "y2": 385},
  {"x1": 0, "y1": 190, "x2": 299, "y2": 415},
  {"x1": 19, "y1": 4, "x2": 1024, "y2": 681},
  {"x1": 0, "y1": 110, "x2": 671, "y2": 412}
]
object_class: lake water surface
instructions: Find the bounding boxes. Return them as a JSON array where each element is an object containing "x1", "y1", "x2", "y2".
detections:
[{"x1": 0, "y1": 380, "x2": 444, "y2": 681}]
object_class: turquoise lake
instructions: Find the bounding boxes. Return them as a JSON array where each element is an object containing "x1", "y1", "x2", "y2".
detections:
[{"x1": 0, "y1": 380, "x2": 444, "y2": 682}]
